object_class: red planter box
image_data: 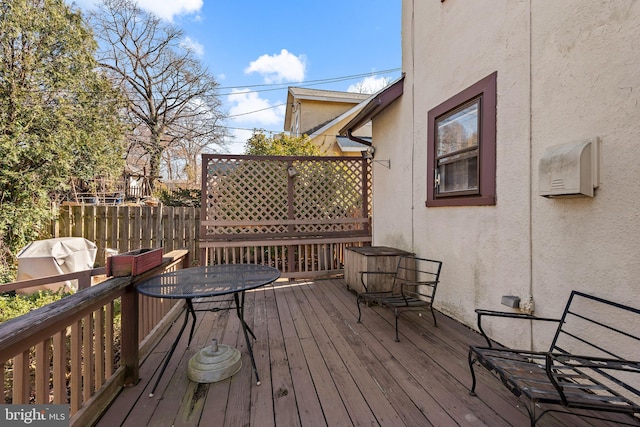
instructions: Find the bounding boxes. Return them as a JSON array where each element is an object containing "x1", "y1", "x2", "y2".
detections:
[{"x1": 106, "y1": 248, "x2": 163, "y2": 277}]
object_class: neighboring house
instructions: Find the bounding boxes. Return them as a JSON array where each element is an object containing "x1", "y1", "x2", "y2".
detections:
[
  {"x1": 342, "y1": 1, "x2": 640, "y2": 350},
  {"x1": 284, "y1": 87, "x2": 372, "y2": 156}
]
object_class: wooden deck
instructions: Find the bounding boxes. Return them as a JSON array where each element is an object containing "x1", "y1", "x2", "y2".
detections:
[{"x1": 95, "y1": 277, "x2": 637, "y2": 427}]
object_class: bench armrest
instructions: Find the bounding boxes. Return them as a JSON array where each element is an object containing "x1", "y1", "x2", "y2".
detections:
[
  {"x1": 359, "y1": 271, "x2": 396, "y2": 293},
  {"x1": 475, "y1": 309, "x2": 560, "y2": 347}
]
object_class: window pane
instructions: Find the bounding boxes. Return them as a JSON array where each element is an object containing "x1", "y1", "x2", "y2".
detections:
[
  {"x1": 438, "y1": 155, "x2": 478, "y2": 193},
  {"x1": 436, "y1": 100, "x2": 479, "y2": 157}
]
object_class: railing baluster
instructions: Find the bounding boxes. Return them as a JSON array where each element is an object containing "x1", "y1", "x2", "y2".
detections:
[
  {"x1": 95, "y1": 308, "x2": 105, "y2": 389},
  {"x1": 13, "y1": 351, "x2": 29, "y2": 403},
  {"x1": 82, "y1": 314, "x2": 94, "y2": 402},
  {"x1": 52, "y1": 331, "x2": 65, "y2": 404},
  {"x1": 70, "y1": 320, "x2": 82, "y2": 415},
  {"x1": 105, "y1": 303, "x2": 114, "y2": 378},
  {"x1": 35, "y1": 340, "x2": 49, "y2": 404}
]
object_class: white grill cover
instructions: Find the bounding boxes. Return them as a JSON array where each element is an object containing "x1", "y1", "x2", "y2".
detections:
[{"x1": 15, "y1": 237, "x2": 97, "y2": 294}]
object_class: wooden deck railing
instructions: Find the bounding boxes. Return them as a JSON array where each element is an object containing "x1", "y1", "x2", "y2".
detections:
[
  {"x1": 200, "y1": 236, "x2": 369, "y2": 279},
  {"x1": 0, "y1": 249, "x2": 190, "y2": 427}
]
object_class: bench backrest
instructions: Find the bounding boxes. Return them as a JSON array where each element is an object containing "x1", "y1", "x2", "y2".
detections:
[
  {"x1": 394, "y1": 256, "x2": 442, "y2": 303},
  {"x1": 550, "y1": 291, "x2": 640, "y2": 403},
  {"x1": 550, "y1": 291, "x2": 640, "y2": 358}
]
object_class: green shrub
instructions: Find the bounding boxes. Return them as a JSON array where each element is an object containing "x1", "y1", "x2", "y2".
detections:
[{"x1": 0, "y1": 290, "x2": 71, "y2": 323}]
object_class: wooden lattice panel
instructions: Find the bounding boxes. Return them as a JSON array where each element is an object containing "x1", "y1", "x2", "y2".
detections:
[
  {"x1": 292, "y1": 159, "x2": 366, "y2": 233},
  {"x1": 204, "y1": 157, "x2": 289, "y2": 235},
  {"x1": 201, "y1": 155, "x2": 371, "y2": 241}
]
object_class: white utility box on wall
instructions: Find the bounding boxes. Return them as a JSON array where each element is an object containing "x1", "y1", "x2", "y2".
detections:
[{"x1": 538, "y1": 138, "x2": 600, "y2": 198}]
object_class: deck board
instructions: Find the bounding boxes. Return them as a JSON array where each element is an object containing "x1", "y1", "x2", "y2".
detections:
[
  {"x1": 275, "y1": 287, "x2": 325, "y2": 426},
  {"x1": 95, "y1": 277, "x2": 638, "y2": 427},
  {"x1": 249, "y1": 287, "x2": 275, "y2": 427}
]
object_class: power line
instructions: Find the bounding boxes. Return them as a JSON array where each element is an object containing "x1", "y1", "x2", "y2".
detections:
[
  {"x1": 216, "y1": 68, "x2": 401, "y2": 91},
  {"x1": 12, "y1": 68, "x2": 402, "y2": 101},
  {"x1": 218, "y1": 125, "x2": 347, "y2": 142},
  {"x1": 223, "y1": 70, "x2": 401, "y2": 119},
  {"x1": 227, "y1": 103, "x2": 286, "y2": 118}
]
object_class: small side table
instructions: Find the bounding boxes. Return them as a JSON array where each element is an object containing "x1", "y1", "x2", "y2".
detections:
[{"x1": 344, "y1": 246, "x2": 413, "y2": 294}]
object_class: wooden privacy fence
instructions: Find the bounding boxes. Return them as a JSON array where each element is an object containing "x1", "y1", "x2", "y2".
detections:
[
  {"x1": 52, "y1": 205, "x2": 200, "y2": 267},
  {"x1": 200, "y1": 155, "x2": 373, "y2": 278}
]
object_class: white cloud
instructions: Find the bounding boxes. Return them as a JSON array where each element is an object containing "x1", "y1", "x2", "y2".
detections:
[
  {"x1": 227, "y1": 89, "x2": 285, "y2": 127},
  {"x1": 223, "y1": 89, "x2": 286, "y2": 154},
  {"x1": 66, "y1": 0, "x2": 202, "y2": 21},
  {"x1": 347, "y1": 75, "x2": 390, "y2": 94},
  {"x1": 224, "y1": 129, "x2": 253, "y2": 154},
  {"x1": 181, "y1": 36, "x2": 204, "y2": 56},
  {"x1": 245, "y1": 49, "x2": 306, "y2": 84},
  {"x1": 135, "y1": 0, "x2": 202, "y2": 21}
]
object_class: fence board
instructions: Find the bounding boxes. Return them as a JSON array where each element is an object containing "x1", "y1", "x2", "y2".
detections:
[
  {"x1": 72, "y1": 206, "x2": 83, "y2": 237},
  {"x1": 163, "y1": 206, "x2": 174, "y2": 252},
  {"x1": 84, "y1": 205, "x2": 96, "y2": 246},
  {"x1": 52, "y1": 205, "x2": 201, "y2": 266},
  {"x1": 95, "y1": 206, "x2": 107, "y2": 265}
]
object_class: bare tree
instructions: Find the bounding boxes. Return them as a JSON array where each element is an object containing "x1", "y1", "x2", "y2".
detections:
[
  {"x1": 167, "y1": 107, "x2": 225, "y2": 186},
  {"x1": 89, "y1": 0, "x2": 225, "y2": 189}
]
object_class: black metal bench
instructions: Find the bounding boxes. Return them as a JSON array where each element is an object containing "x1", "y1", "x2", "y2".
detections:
[
  {"x1": 469, "y1": 290, "x2": 640, "y2": 426},
  {"x1": 356, "y1": 255, "x2": 442, "y2": 342}
]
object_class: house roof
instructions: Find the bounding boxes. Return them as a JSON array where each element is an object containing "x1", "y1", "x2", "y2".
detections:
[
  {"x1": 336, "y1": 136, "x2": 371, "y2": 152},
  {"x1": 288, "y1": 87, "x2": 370, "y2": 103},
  {"x1": 339, "y1": 76, "x2": 405, "y2": 138},
  {"x1": 284, "y1": 87, "x2": 371, "y2": 130},
  {"x1": 306, "y1": 97, "x2": 373, "y2": 145}
]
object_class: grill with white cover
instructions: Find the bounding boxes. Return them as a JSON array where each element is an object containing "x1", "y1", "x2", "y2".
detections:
[{"x1": 16, "y1": 237, "x2": 97, "y2": 294}]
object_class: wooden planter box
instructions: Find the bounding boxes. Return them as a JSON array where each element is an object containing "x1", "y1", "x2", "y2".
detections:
[{"x1": 106, "y1": 248, "x2": 163, "y2": 277}]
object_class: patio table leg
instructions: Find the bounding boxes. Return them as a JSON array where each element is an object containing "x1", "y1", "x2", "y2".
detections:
[
  {"x1": 234, "y1": 291, "x2": 261, "y2": 385},
  {"x1": 149, "y1": 300, "x2": 196, "y2": 397}
]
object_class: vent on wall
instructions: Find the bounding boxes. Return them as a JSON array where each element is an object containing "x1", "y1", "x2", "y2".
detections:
[{"x1": 539, "y1": 138, "x2": 600, "y2": 198}]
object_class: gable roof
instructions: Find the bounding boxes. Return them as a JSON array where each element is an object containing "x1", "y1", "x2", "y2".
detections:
[
  {"x1": 284, "y1": 87, "x2": 371, "y2": 130},
  {"x1": 306, "y1": 94, "x2": 375, "y2": 148},
  {"x1": 288, "y1": 87, "x2": 370, "y2": 103},
  {"x1": 339, "y1": 76, "x2": 404, "y2": 139}
]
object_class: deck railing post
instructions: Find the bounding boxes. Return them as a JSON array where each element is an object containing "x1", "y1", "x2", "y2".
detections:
[
  {"x1": 183, "y1": 252, "x2": 191, "y2": 269},
  {"x1": 121, "y1": 282, "x2": 139, "y2": 386}
]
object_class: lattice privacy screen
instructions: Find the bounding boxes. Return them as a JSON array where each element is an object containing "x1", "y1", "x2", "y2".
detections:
[{"x1": 201, "y1": 155, "x2": 372, "y2": 241}]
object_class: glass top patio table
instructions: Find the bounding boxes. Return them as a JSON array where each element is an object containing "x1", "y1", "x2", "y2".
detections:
[
  {"x1": 136, "y1": 264, "x2": 281, "y2": 397},
  {"x1": 137, "y1": 264, "x2": 281, "y2": 299}
]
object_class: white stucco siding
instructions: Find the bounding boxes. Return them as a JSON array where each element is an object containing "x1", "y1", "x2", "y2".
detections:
[
  {"x1": 369, "y1": 96, "x2": 414, "y2": 252},
  {"x1": 529, "y1": 0, "x2": 640, "y2": 349},
  {"x1": 370, "y1": 0, "x2": 640, "y2": 349},
  {"x1": 408, "y1": 0, "x2": 533, "y2": 346}
]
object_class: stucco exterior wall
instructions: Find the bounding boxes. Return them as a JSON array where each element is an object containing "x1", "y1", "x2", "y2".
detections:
[
  {"x1": 310, "y1": 112, "x2": 371, "y2": 156},
  {"x1": 298, "y1": 100, "x2": 363, "y2": 135},
  {"x1": 370, "y1": 98, "x2": 414, "y2": 252},
  {"x1": 372, "y1": 0, "x2": 640, "y2": 349}
]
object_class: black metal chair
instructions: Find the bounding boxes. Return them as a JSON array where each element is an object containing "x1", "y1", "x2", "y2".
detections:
[{"x1": 356, "y1": 255, "x2": 443, "y2": 341}]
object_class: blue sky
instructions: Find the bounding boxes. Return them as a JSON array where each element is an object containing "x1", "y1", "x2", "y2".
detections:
[{"x1": 69, "y1": 0, "x2": 402, "y2": 153}]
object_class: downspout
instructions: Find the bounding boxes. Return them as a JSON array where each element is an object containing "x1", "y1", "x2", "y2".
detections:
[
  {"x1": 411, "y1": 0, "x2": 416, "y2": 251},
  {"x1": 528, "y1": 0, "x2": 534, "y2": 350}
]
